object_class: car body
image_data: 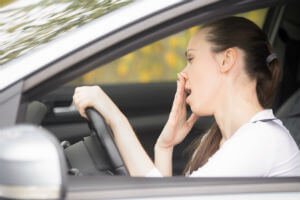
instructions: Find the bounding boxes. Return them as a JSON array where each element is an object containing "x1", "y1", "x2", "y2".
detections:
[{"x1": 0, "y1": 0, "x2": 300, "y2": 199}]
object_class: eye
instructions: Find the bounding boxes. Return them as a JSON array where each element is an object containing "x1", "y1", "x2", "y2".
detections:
[{"x1": 187, "y1": 57, "x2": 194, "y2": 63}]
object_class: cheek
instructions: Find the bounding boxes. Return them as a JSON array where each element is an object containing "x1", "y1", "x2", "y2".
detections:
[{"x1": 189, "y1": 60, "x2": 221, "y2": 114}]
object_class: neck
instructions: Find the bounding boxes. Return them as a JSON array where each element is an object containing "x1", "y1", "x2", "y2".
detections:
[{"x1": 214, "y1": 82, "x2": 264, "y2": 142}]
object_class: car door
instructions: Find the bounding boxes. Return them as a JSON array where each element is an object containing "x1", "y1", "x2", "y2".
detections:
[
  {"x1": 11, "y1": 0, "x2": 300, "y2": 199},
  {"x1": 66, "y1": 175, "x2": 300, "y2": 200},
  {"x1": 33, "y1": 0, "x2": 279, "y2": 176}
]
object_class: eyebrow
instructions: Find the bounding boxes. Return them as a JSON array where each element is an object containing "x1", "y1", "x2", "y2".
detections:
[{"x1": 185, "y1": 49, "x2": 197, "y2": 58}]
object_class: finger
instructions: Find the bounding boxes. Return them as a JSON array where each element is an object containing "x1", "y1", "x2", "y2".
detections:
[
  {"x1": 79, "y1": 106, "x2": 88, "y2": 119},
  {"x1": 177, "y1": 74, "x2": 187, "y2": 109},
  {"x1": 180, "y1": 72, "x2": 188, "y2": 80},
  {"x1": 73, "y1": 91, "x2": 80, "y2": 101},
  {"x1": 186, "y1": 113, "x2": 199, "y2": 128},
  {"x1": 74, "y1": 87, "x2": 82, "y2": 94},
  {"x1": 175, "y1": 74, "x2": 185, "y2": 99},
  {"x1": 178, "y1": 113, "x2": 198, "y2": 139},
  {"x1": 73, "y1": 90, "x2": 90, "y2": 119},
  {"x1": 73, "y1": 97, "x2": 80, "y2": 110},
  {"x1": 79, "y1": 110, "x2": 87, "y2": 119},
  {"x1": 178, "y1": 73, "x2": 186, "y2": 94},
  {"x1": 72, "y1": 94, "x2": 82, "y2": 108},
  {"x1": 169, "y1": 72, "x2": 189, "y2": 118},
  {"x1": 75, "y1": 99, "x2": 89, "y2": 117},
  {"x1": 72, "y1": 94, "x2": 76, "y2": 104},
  {"x1": 174, "y1": 74, "x2": 187, "y2": 107},
  {"x1": 170, "y1": 80, "x2": 181, "y2": 114},
  {"x1": 81, "y1": 111, "x2": 87, "y2": 119}
]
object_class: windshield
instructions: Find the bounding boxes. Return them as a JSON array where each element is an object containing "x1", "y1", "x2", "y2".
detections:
[{"x1": 0, "y1": 0, "x2": 132, "y2": 66}]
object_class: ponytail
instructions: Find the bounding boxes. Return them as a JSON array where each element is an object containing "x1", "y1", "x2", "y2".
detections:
[
  {"x1": 183, "y1": 122, "x2": 221, "y2": 175},
  {"x1": 257, "y1": 53, "x2": 281, "y2": 108}
]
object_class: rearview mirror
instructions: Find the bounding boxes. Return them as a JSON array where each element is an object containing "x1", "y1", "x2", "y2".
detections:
[{"x1": 0, "y1": 125, "x2": 67, "y2": 200}]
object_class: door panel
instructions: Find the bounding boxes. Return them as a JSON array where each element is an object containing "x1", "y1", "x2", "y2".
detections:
[{"x1": 66, "y1": 176, "x2": 300, "y2": 200}]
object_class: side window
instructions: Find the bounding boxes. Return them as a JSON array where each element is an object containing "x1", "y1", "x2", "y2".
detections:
[{"x1": 69, "y1": 8, "x2": 268, "y2": 86}]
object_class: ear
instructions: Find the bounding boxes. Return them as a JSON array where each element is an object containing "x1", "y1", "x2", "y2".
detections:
[{"x1": 217, "y1": 48, "x2": 237, "y2": 73}]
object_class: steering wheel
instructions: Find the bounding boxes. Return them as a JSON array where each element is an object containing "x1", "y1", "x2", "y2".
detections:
[{"x1": 85, "y1": 108, "x2": 128, "y2": 175}]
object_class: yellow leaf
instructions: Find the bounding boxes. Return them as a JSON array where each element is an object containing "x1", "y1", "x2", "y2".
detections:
[
  {"x1": 139, "y1": 70, "x2": 150, "y2": 83},
  {"x1": 165, "y1": 52, "x2": 177, "y2": 68},
  {"x1": 117, "y1": 64, "x2": 129, "y2": 77}
]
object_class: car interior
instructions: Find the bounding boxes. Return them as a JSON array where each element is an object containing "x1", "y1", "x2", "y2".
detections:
[{"x1": 19, "y1": 0, "x2": 300, "y2": 177}]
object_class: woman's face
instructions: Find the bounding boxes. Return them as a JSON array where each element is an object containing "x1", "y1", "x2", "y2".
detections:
[{"x1": 183, "y1": 30, "x2": 222, "y2": 116}]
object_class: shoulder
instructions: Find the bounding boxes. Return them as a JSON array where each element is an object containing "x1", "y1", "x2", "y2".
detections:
[
  {"x1": 238, "y1": 120, "x2": 291, "y2": 142},
  {"x1": 233, "y1": 119, "x2": 299, "y2": 155},
  {"x1": 236, "y1": 109, "x2": 292, "y2": 143}
]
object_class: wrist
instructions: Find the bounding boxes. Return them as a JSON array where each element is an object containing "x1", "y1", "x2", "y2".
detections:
[
  {"x1": 154, "y1": 142, "x2": 174, "y2": 152},
  {"x1": 94, "y1": 101, "x2": 124, "y2": 127}
]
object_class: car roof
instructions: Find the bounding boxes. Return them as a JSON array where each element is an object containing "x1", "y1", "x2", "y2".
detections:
[{"x1": 0, "y1": 0, "x2": 219, "y2": 92}]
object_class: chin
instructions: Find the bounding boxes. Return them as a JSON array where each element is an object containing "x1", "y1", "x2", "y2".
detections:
[{"x1": 190, "y1": 102, "x2": 213, "y2": 117}]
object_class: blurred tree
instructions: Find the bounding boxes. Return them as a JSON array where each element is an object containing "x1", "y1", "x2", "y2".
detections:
[{"x1": 73, "y1": 8, "x2": 268, "y2": 85}]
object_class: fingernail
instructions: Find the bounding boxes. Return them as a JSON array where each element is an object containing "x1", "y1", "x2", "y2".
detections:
[{"x1": 180, "y1": 73, "x2": 185, "y2": 79}]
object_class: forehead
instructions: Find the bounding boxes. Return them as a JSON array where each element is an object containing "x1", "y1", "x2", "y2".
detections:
[{"x1": 187, "y1": 29, "x2": 210, "y2": 52}]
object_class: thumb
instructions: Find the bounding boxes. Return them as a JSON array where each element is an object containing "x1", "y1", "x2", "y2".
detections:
[
  {"x1": 179, "y1": 113, "x2": 199, "y2": 140},
  {"x1": 186, "y1": 113, "x2": 199, "y2": 129}
]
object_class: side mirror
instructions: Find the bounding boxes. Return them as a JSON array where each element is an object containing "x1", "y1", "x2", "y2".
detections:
[{"x1": 0, "y1": 125, "x2": 67, "y2": 200}]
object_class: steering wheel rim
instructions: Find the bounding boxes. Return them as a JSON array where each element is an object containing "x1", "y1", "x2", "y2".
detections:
[{"x1": 85, "y1": 108, "x2": 128, "y2": 175}]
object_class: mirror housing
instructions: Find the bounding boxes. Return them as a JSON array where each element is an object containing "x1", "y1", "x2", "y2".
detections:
[{"x1": 0, "y1": 125, "x2": 67, "y2": 200}]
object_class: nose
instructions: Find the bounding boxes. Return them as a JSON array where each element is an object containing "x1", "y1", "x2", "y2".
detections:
[
  {"x1": 181, "y1": 65, "x2": 188, "y2": 74},
  {"x1": 180, "y1": 66, "x2": 189, "y2": 80}
]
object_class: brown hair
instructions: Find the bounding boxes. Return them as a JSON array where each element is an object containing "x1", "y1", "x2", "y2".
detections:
[{"x1": 183, "y1": 16, "x2": 281, "y2": 175}]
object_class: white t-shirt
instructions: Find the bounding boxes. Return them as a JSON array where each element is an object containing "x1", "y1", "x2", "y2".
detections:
[{"x1": 146, "y1": 109, "x2": 300, "y2": 177}]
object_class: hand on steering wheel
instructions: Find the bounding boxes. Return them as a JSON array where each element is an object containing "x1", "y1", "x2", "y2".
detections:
[{"x1": 73, "y1": 86, "x2": 128, "y2": 175}]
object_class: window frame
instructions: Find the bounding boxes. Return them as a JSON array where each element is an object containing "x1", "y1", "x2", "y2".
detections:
[
  {"x1": 22, "y1": 0, "x2": 280, "y2": 100},
  {"x1": 14, "y1": 0, "x2": 300, "y2": 198}
]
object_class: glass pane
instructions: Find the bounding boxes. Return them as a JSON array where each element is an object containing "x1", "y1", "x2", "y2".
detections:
[
  {"x1": 0, "y1": 0, "x2": 132, "y2": 65},
  {"x1": 70, "y1": 8, "x2": 269, "y2": 86}
]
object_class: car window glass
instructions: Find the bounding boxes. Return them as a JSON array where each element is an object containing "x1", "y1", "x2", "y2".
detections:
[
  {"x1": 0, "y1": 0, "x2": 132, "y2": 65},
  {"x1": 69, "y1": 8, "x2": 268, "y2": 86}
]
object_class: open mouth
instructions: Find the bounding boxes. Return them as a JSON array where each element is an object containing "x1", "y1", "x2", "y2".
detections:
[{"x1": 185, "y1": 88, "x2": 192, "y2": 97}]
